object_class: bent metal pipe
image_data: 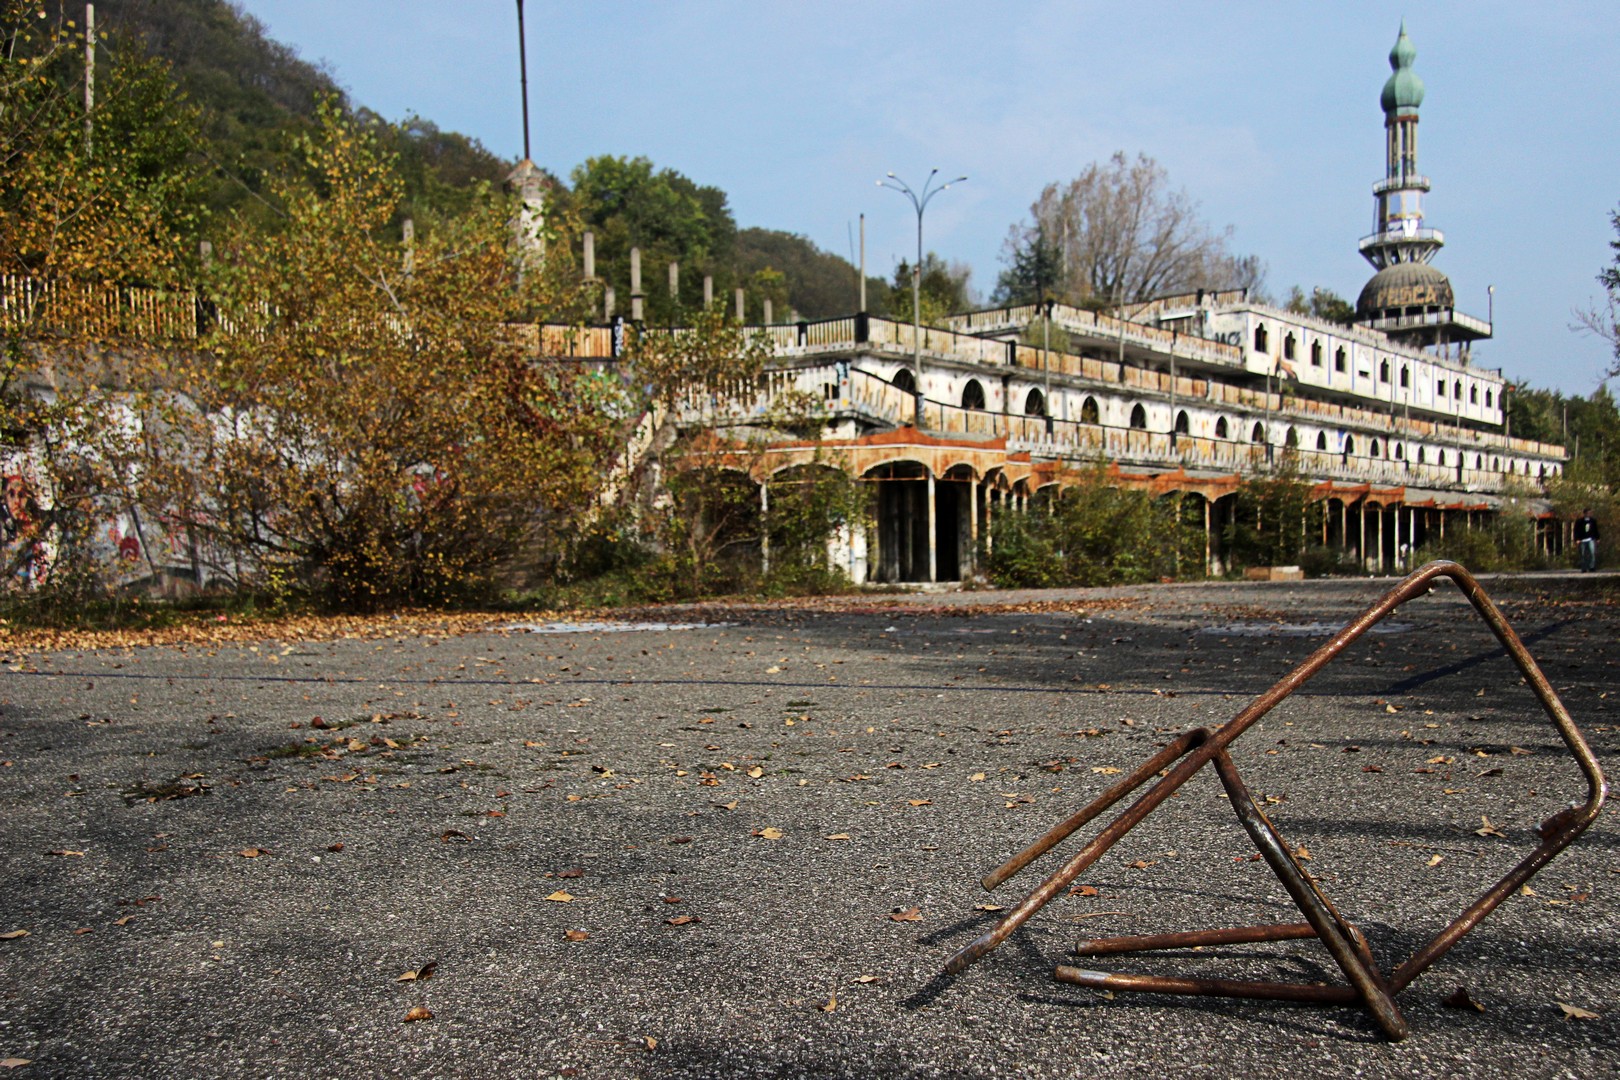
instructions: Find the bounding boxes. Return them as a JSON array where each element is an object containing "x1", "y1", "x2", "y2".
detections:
[{"x1": 943, "y1": 560, "x2": 1608, "y2": 1041}]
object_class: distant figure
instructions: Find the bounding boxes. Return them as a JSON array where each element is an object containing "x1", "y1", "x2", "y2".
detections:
[{"x1": 1574, "y1": 508, "x2": 1601, "y2": 572}]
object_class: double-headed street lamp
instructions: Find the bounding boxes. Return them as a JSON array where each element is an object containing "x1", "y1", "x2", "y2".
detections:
[{"x1": 878, "y1": 169, "x2": 967, "y2": 414}]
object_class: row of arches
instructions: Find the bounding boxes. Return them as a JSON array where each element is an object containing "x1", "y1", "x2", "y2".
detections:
[{"x1": 1251, "y1": 322, "x2": 1497, "y2": 411}]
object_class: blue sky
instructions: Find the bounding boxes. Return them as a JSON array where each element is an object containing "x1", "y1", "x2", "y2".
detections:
[{"x1": 234, "y1": 1, "x2": 1619, "y2": 395}]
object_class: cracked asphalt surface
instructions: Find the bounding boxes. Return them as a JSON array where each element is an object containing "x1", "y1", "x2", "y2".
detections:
[{"x1": 0, "y1": 570, "x2": 1615, "y2": 1078}]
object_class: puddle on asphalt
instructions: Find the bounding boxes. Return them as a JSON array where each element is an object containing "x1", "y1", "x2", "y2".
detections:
[
  {"x1": 1198, "y1": 621, "x2": 1414, "y2": 638},
  {"x1": 504, "y1": 620, "x2": 731, "y2": 634}
]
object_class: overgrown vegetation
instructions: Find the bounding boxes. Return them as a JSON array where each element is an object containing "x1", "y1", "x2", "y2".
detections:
[{"x1": 984, "y1": 466, "x2": 1201, "y2": 587}]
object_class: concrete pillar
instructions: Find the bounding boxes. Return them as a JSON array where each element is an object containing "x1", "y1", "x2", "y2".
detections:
[
  {"x1": 669, "y1": 261, "x2": 679, "y2": 303},
  {"x1": 1358, "y1": 503, "x2": 1367, "y2": 572},
  {"x1": 1204, "y1": 498, "x2": 1213, "y2": 576},
  {"x1": 704, "y1": 275, "x2": 713, "y2": 308},
  {"x1": 401, "y1": 218, "x2": 414, "y2": 276},
  {"x1": 630, "y1": 248, "x2": 643, "y2": 321},
  {"x1": 604, "y1": 287, "x2": 615, "y2": 320},
  {"x1": 763, "y1": 299, "x2": 773, "y2": 325},
  {"x1": 968, "y1": 478, "x2": 979, "y2": 578},
  {"x1": 583, "y1": 231, "x2": 595, "y2": 279},
  {"x1": 760, "y1": 481, "x2": 770, "y2": 577},
  {"x1": 735, "y1": 288, "x2": 745, "y2": 322},
  {"x1": 927, "y1": 471, "x2": 937, "y2": 583}
]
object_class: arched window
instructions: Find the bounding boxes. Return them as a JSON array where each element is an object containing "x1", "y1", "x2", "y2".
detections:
[
  {"x1": 1370, "y1": 438, "x2": 1382, "y2": 457},
  {"x1": 1416, "y1": 447, "x2": 1425, "y2": 464},
  {"x1": 1174, "y1": 410, "x2": 1189, "y2": 435},
  {"x1": 1334, "y1": 347, "x2": 1347, "y2": 373},
  {"x1": 892, "y1": 367, "x2": 916, "y2": 393},
  {"x1": 1285, "y1": 425, "x2": 1299, "y2": 448},
  {"x1": 1485, "y1": 389, "x2": 1494, "y2": 409},
  {"x1": 1400, "y1": 366, "x2": 1410, "y2": 389},
  {"x1": 1394, "y1": 442, "x2": 1405, "y2": 461},
  {"x1": 1379, "y1": 360, "x2": 1390, "y2": 383},
  {"x1": 1492, "y1": 456, "x2": 1500, "y2": 471},
  {"x1": 1080, "y1": 396, "x2": 1100, "y2": 424},
  {"x1": 1344, "y1": 434, "x2": 1356, "y2": 456},
  {"x1": 1436, "y1": 378, "x2": 1447, "y2": 398},
  {"x1": 1024, "y1": 387, "x2": 1047, "y2": 416},
  {"x1": 1283, "y1": 333, "x2": 1296, "y2": 361},
  {"x1": 1454, "y1": 381, "x2": 1463, "y2": 400},
  {"x1": 1316, "y1": 431, "x2": 1329, "y2": 451},
  {"x1": 1470, "y1": 385, "x2": 1479, "y2": 405},
  {"x1": 1438, "y1": 449, "x2": 1448, "y2": 467},
  {"x1": 1215, "y1": 416, "x2": 1229, "y2": 439},
  {"x1": 961, "y1": 379, "x2": 986, "y2": 410},
  {"x1": 1474, "y1": 454, "x2": 1482, "y2": 469},
  {"x1": 1254, "y1": 323, "x2": 1269, "y2": 353},
  {"x1": 1250, "y1": 422, "x2": 1266, "y2": 444},
  {"x1": 1129, "y1": 403, "x2": 1148, "y2": 430},
  {"x1": 1311, "y1": 341, "x2": 1323, "y2": 367}
]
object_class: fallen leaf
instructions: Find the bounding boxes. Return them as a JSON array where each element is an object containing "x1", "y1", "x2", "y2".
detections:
[
  {"x1": 396, "y1": 961, "x2": 437, "y2": 983},
  {"x1": 968, "y1": 772, "x2": 986, "y2": 782},
  {"x1": 717, "y1": 800, "x2": 739, "y2": 811},
  {"x1": 887, "y1": 906, "x2": 923, "y2": 922},
  {"x1": 564, "y1": 929, "x2": 589, "y2": 942},
  {"x1": 746, "y1": 766, "x2": 764, "y2": 779},
  {"x1": 545, "y1": 891, "x2": 575, "y2": 903},
  {"x1": 668, "y1": 836, "x2": 693, "y2": 845},
  {"x1": 1475, "y1": 816, "x2": 1507, "y2": 838},
  {"x1": 1, "y1": 1060, "x2": 31, "y2": 1069},
  {"x1": 1130, "y1": 859, "x2": 1156, "y2": 869},
  {"x1": 0, "y1": 930, "x2": 28, "y2": 940},
  {"x1": 974, "y1": 903, "x2": 1005, "y2": 912},
  {"x1": 1092, "y1": 766, "x2": 1122, "y2": 775},
  {"x1": 403, "y1": 1006, "x2": 434, "y2": 1023},
  {"x1": 73, "y1": 927, "x2": 93, "y2": 936},
  {"x1": 1520, "y1": 884, "x2": 1538, "y2": 897},
  {"x1": 440, "y1": 830, "x2": 471, "y2": 842},
  {"x1": 1427, "y1": 854, "x2": 1444, "y2": 867},
  {"x1": 1295, "y1": 845, "x2": 1312, "y2": 861},
  {"x1": 824, "y1": 833, "x2": 851, "y2": 841},
  {"x1": 666, "y1": 915, "x2": 699, "y2": 926},
  {"x1": 907, "y1": 799, "x2": 932, "y2": 807},
  {"x1": 756, "y1": 827, "x2": 784, "y2": 841},
  {"x1": 114, "y1": 915, "x2": 134, "y2": 927},
  {"x1": 556, "y1": 868, "x2": 584, "y2": 879},
  {"x1": 45, "y1": 850, "x2": 85, "y2": 857},
  {"x1": 819, "y1": 992, "x2": 837, "y2": 1013},
  {"x1": 1443, "y1": 987, "x2": 1484, "y2": 1012},
  {"x1": 1362, "y1": 765, "x2": 1384, "y2": 773},
  {"x1": 238, "y1": 848, "x2": 268, "y2": 858},
  {"x1": 1509, "y1": 746, "x2": 1533, "y2": 756},
  {"x1": 642, "y1": 1036, "x2": 657, "y2": 1051},
  {"x1": 328, "y1": 842, "x2": 345, "y2": 853},
  {"x1": 1070, "y1": 885, "x2": 1100, "y2": 898},
  {"x1": 851, "y1": 974, "x2": 882, "y2": 984},
  {"x1": 1556, "y1": 1001, "x2": 1599, "y2": 1021}
]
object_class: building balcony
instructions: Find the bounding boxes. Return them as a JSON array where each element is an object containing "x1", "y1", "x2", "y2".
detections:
[{"x1": 1372, "y1": 175, "x2": 1431, "y2": 194}]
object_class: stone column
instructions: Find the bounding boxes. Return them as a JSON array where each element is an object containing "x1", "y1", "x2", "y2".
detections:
[{"x1": 927, "y1": 471, "x2": 937, "y2": 583}]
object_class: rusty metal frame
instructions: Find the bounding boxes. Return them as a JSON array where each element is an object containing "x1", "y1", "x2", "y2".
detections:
[{"x1": 943, "y1": 561, "x2": 1608, "y2": 1040}]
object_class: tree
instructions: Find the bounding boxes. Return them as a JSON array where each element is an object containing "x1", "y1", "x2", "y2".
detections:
[
  {"x1": 88, "y1": 101, "x2": 618, "y2": 609},
  {"x1": 999, "y1": 152, "x2": 1266, "y2": 308},
  {"x1": 733, "y1": 228, "x2": 889, "y2": 319},
  {"x1": 1284, "y1": 286, "x2": 1356, "y2": 326},
  {"x1": 889, "y1": 252, "x2": 973, "y2": 324},
  {"x1": 991, "y1": 220, "x2": 1064, "y2": 307},
  {"x1": 1572, "y1": 205, "x2": 1620, "y2": 372},
  {"x1": 561, "y1": 155, "x2": 737, "y2": 325}
]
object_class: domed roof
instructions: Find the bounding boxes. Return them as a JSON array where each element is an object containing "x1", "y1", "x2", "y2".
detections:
[
  {"x1": 1381, "y1": 22, "x2": 1425, "y2": 114},
  {"x1": 1357, "y1": 261, "x2": 1453, "y2": 318}
]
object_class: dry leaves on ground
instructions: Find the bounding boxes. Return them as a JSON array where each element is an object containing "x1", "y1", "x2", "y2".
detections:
[
  {"x1": 402, "y1": 1006, "x2": 434, "y2": 1023},
  {"x1": 887, "y1": 906, "x2": 923, "y2": 922}
]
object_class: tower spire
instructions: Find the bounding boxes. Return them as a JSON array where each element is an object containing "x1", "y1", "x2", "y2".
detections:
[{"x1": 1354, "y1": 24, "x2": 1490, "y2": 350}]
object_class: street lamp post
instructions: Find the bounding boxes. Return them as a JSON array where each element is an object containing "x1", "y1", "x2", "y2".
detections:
[{"x1": 879, "y1": 169, "x2": 966, "y2": 426}]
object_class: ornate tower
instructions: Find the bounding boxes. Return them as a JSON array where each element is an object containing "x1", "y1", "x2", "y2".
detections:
[{"x1": 1354, "y1": 23, "x2": 1489, "y2": 351}]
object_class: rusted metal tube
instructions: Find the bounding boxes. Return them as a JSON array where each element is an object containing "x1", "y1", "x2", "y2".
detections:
[
  {"x1": 1055, "y1": 966, "x2": 1360, "y2": 1004},
  {"x1": 981, "y1": 730, "x2": 1206, "y2": 891},
  {"x1": 948, "y1": 560, "x2": 1607, "y2": 1042},
  {"x1": 1076, "y1": 923, "x2": 1319, "y2": 956}
]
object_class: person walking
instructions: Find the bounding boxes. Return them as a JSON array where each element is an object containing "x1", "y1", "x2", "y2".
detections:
[{"x1": 1574, "y1": 508, "x2": 1600, "y2": 572}]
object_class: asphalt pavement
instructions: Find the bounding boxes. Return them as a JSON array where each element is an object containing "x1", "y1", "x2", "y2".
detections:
[{"x1": 0, "y1": 570, "x2": 1615, "y2": 1078}]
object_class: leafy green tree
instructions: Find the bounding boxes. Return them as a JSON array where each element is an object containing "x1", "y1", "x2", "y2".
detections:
[
  {"x1": 992, "y1": 220, "x2": 1065, "y2": 306},
  {"x1": 1225, "y1": 458, "x2": 1322, "y2": 568},
  {"x1": 889, "y1": 252, "x2": 973, "y2": 323},
  {"x1": 734, "y1": 228, "x2": 889, "y2": 319},
  {"x1": 1283, "y1": 286, "x2": 1356, "y2": 326},
  {"x1": 563, "y1": 155, "x2": 737, "y2": 325}
]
